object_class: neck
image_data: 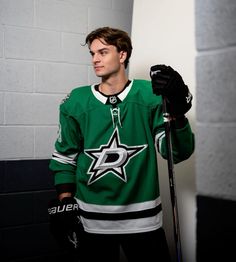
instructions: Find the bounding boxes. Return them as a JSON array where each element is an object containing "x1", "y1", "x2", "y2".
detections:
[{"x1": 99, "y1": 74, "x2": 128, "y2": 95}]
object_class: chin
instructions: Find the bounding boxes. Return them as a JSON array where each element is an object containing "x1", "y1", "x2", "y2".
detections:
[
  {"x1": 95, "y1": 73, "x2": 103, "y2": 77},
  {"x1": 94, "y1": 71, "x2": 104, "y2": 77}
]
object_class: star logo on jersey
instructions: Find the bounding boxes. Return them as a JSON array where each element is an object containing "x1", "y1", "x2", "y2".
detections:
[{"x1": 84, "y1": 128, "x2": 147, "y2": 185}]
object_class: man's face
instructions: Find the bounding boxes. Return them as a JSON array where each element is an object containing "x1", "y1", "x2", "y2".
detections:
[{"x1": 89, "y1": 38, "x2": 126, "y2": 78}]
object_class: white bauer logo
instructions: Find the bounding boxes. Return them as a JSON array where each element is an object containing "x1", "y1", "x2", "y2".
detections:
[{"x1": 48, "y1": 203, "x2": 79, "y2": 215}]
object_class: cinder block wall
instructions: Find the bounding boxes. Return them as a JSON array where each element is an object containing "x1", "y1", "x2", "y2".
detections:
[
  {"x1": 195, "y1": 0, "x2": 236, "y2": 261},
  {"x1": 0, "y1": 0, "x2": 133, "y2": 261}
]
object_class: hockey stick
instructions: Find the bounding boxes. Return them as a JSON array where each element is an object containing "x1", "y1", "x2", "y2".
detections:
[{"x1": 162, "y1": 97, "x2": 183, "y2": 262}]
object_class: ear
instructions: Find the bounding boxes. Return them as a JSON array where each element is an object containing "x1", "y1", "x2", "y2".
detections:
[{"x1": 119, "y1": 51, "x2": 127, "y2": 64}]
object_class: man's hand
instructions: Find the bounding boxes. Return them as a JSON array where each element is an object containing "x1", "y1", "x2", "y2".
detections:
[
  {"x1": 48, "y1": 197, "x2": 84, "y2": 252},
  {"x1": 150, "y1": 64, "x2": 192, "y2": 116}
]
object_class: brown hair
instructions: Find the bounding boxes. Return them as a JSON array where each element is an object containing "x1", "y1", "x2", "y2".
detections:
[{"x1": 85, "y1": 27, "x2": 133, "y2": 68}]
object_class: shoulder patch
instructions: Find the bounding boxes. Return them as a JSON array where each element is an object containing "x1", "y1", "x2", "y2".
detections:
[{"x1": 61, "y1": 93, "x2": 71, "y2": 104}]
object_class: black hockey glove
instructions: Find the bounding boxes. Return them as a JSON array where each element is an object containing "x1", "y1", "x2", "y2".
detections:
[
  {"x1": 48, "y1": 197, "x2": 84, "y2": 252},
  {"x1": 150, "y1": 64, "x2": 193, "y2": 117}
]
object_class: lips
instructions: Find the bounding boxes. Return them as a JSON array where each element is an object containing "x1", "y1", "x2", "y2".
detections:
[{"x1": 94, "y1": 66, "x2": 103, "y2": 71}]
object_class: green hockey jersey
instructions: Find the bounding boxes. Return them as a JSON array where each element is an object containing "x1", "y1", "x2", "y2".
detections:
[{"x1": 49, "y1": 79, "x2": 194, "y2": 234}]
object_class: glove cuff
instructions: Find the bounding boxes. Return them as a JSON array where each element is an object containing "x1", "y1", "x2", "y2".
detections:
[
  {"x1": 55, "y1": 183, "x2": 76, "y2": 196},
  {"x1": 172, "y1": 116, "x2": 188, "y2": 129},
  {"x1": 167, "y1": 90, "x2": 192, "y2": 117}
]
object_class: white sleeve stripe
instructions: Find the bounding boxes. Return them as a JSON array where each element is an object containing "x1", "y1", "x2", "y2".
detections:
[
  {"x1": 53, "y1": 151, "x2": 77, "y2": 160},
  {"x1": 52, "y1": 151, "x2": 77, "y2": 166},
  {"x1": 155, "y1": 131, "x2": 165, "y2": 154}
]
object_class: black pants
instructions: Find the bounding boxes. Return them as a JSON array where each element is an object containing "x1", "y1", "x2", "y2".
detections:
[{"x1": 79, "y1": 227, "x2": 171, "y2": 262}]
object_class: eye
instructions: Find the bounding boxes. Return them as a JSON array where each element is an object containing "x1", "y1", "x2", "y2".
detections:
[{"x1": 100, "y1": 49, "x2": 108, "y2": 56}]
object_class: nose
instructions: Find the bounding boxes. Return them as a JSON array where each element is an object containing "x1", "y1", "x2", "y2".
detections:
[{"x1": 92, "y1": 53, "x2": 100, "y2": 64}]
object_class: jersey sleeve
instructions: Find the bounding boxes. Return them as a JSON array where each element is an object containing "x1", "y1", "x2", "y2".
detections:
[
  {"x1": 157, "y1": 118, "x2": 195, "y2": 164},
  {"x1": 49, "y1": 101, "x2": 83, "y2": 186},
  {"x1": 151, "y1": 97, "x2": 195, "y2": 164}
]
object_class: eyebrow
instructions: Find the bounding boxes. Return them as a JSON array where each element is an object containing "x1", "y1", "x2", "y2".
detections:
[{"x1": 89, "y1": 47, "x2": 109, "y2": 55}]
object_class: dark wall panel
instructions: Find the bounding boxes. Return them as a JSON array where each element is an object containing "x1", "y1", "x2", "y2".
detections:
[
  {"x1": 0, "y1": 159, "x2": 67, "y2": 262},
  {"x1": 197, "y1": 195, "x2": 236, "y2": 262}
]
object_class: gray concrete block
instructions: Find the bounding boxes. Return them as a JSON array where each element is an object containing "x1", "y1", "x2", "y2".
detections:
[
  {"x1": 88, "y1": 7, "x2": 132, "y2": 34},
  {"x1": 0, "y1": 27, "x2": 3, "y2": 58},
  {"x1": 196, "y1": 124, "x2": 236, "y2": 200},
  {"x1": 5, "y1": 93, "x2": 64, "y2": 125},
  {"x1": 35, "y1": 62, "x2": 88, "y2": 93},
  {"x1": 35, "y1": 126, "x2": 58, "y2": 159},
  {"x1": 5, "y1": 27, "x2": 62, "y2": 61},
  {"x1": 62, "y1": 32, "x2": 91, "y2": 64},
  {"x1": 0, "y1": 93, "x2": 3, "y2": 124},
  {"x1": 196, "y1": 0, "x2": 236, "y2": 50},
  {"x1": 196, "y1": 48, "x2": 236, "y2": 123},
  {"x1": 35, "y1": 0, "x2": 87, "y2": 34},
  {"x1": 0, "y1": 0, "x2": 34, "y2": 27},
  {"x1": 0, "y1": 126, "x2": 34, "y2": 159},
  {"x1": 0, "y1": 59, "x2": 34, "y2": 92}
]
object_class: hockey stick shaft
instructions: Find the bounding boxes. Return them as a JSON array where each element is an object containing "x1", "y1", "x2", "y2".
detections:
[{"x1": 162, "y1": 97, "x2": 183, "y2": 262}]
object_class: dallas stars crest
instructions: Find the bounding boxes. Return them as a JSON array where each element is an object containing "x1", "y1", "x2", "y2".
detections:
[{"x1": 84, "y1": 128, "x2": 147, "y2": 185}]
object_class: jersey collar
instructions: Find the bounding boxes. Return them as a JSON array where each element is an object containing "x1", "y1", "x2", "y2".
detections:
[{"x1": 91, "y1": 80, "x2": 133, "y2": 104}]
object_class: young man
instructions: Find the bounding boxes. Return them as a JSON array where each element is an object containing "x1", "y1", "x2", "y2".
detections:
[{"x1": 48, "y1": 27, "x2": 194, "y2": 261}]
